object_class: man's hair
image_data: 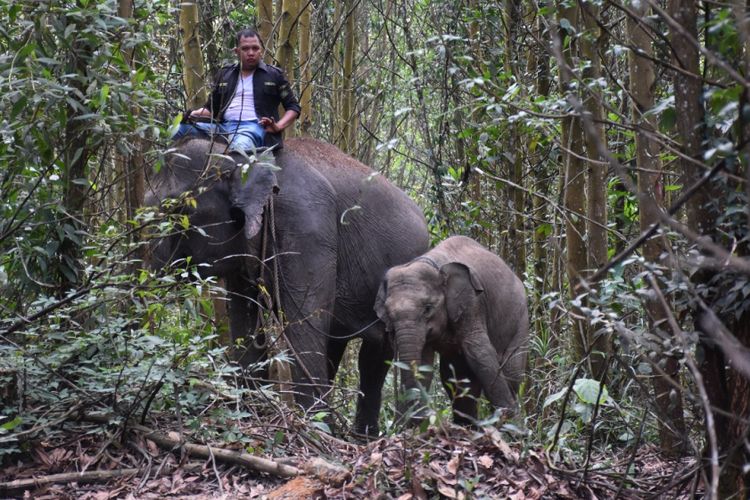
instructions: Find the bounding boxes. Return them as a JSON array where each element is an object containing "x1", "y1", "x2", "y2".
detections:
[{"x1": 236, "y1": 28, "x2": 263, "y2": 48}]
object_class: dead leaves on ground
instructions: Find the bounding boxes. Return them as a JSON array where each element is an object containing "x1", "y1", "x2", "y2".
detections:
[
  {"x1": 322, "y1": 426, "x2": 592, "y2": 499},
  {"x1": 2, "y1": 419, "x2": 698, "y2": 498}
]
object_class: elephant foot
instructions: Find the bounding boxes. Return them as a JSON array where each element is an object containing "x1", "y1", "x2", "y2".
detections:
[{"x1": 352, "y1": 424, "x2": 380, "y2": 441}]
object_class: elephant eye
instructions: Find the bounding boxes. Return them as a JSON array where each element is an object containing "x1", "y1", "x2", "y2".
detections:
[{"x1": 423, "y1": 303, "x2": 434, "y2": 316}]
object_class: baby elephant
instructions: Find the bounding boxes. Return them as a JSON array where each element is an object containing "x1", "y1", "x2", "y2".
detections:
[{"x1": 375, "y1": 235, "x2": 528, "y2": 425}]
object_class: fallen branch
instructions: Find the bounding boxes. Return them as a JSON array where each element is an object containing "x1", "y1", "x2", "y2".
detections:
[
  {"x1": 130, "y1": 423, "x2": 300, "y2": 478},
  {"x1": 81, "y1": 412, "x2": 300, "y2": 478},
  {"x1": 0, "y1": 462, "x2": 205, "y2": 494},
  {"x1": 0, "y1": 468, "x2": 139, "y2": 493}
]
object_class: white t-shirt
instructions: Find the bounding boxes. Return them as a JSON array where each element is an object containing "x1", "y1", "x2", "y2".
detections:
[{"x1": 222, "y1": 73, "x2": 258, "y2": 121}]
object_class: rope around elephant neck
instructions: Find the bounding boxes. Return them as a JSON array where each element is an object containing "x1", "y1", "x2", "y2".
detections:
[
  {"x1": 412, "y1": 255, "x2": 440, "y2": 270},
  {"x1": 269, "y1": 198, "x2": 282, "y2": 309},
  {"x1": 264, "y1": 195, "x2": 323, "y2": 395},
  {"x1": 252, "y1": 197, "x2": 282, "y2": 348}
]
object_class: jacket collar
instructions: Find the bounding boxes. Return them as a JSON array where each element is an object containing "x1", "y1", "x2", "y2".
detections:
[{"x1": 233, "y1": 60, "x2": 268, "y2": 74}]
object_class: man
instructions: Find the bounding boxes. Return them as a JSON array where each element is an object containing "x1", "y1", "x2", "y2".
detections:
[{"x1": 172, "y1": 29, "x2": 300, "y2": 152}]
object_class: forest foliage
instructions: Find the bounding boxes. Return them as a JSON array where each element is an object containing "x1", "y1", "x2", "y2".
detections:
[{"x1": 1, "y1": 0, "x2": 749, "y2": 497}]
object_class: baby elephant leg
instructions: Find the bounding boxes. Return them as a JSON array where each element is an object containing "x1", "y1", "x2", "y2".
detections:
[{"x1": 440, "y1": 351, "x2": 482, "y2": 425}]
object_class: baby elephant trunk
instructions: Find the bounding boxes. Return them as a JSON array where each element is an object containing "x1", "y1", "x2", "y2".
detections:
[{"x1": 394, "y1": 325, "x2": 430, "y2": 420}]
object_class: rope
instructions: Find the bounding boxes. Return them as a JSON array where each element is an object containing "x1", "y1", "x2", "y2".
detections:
[
  {"x1": 244, "y1": 174, "x2": 321, "y2": 399},
  {"x1": 269, "y1": 196, "x2": 282, "y2": 310},
  {"x1": 265, "y1": 193, "x2": 322, "y2": 393},
  {"x1": 251, "y1": 190, "x2": 270, "y2": 350},
  {"x1": 412, "y1": 255, "x2": 440, "y2": 270}
]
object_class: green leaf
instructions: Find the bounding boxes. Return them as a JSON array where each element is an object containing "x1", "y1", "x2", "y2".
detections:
[
  {"x1": 573, "y1": 378, "x2": 609, "y2": 405},
  {"x1": 659, "y1": 107, "x2": 676, "y2": 131},
  {"x1": 535, "y1": 223, "x2": 552, "y2": 238},
  {"x1": 311, "y1": 420, "x2": 331, "y2": 433},
  {"x1": 542, "y1": 387, "x2": 568, "y2": 408},
  {"x1": 11, "y1": 96, "x2": 28, "y2": 120},
  {"x1": 0, "y1": 416, "x2": 23, "y2": 432},
  {"x1": 99, "y1": 85, "x2": 110, "y2": 107},
  {"x1": 273, "y1": 430, "x2": 285, "y2": 445},
  {"x1": 390, "y1": 360, "x2": 409, "y2": 370},
  {"x1": 559, "y1": 18, "x2": 575, "y2": 34}
]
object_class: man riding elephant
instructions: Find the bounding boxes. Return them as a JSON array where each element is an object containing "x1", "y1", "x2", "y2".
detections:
[{"x1": 172, "y1": 28, "x2": 300, "y2": 152}]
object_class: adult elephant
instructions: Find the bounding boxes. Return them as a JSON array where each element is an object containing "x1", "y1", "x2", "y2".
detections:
[{"x1": 146, "y1": 136, "x2": 429, "y2": 435}]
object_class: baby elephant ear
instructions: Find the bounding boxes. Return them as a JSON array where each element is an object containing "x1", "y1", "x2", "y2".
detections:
[
  {"x1": 374, "y1": 280, "x2": 391, "y2": 329},
  {"x1": 440, "y1": 262, "x2": 483, "y2": 322}
]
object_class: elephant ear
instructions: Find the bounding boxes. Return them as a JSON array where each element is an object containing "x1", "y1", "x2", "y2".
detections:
[
  {"x1": 440, "y1": 262, "x2": 483, "y2": 323},
  {"x1": 374, "y1": 280, "x2": 391, "y2": 331},
  {"x1": 229, "y1": 159, "x2": 279, "y2": 240}
]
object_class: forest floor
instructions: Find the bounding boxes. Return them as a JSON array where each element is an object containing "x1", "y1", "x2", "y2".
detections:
[{"x1": 0, "y1": 410, "x2": 701, "y2": 499}]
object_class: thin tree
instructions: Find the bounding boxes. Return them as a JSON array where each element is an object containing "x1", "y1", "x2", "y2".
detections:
[
  {"x1": 117, "y1": 0, "x2": 144, "y2": 223},
  {"x1": 553, "y1": 1, "x2": 589, "y2": 370},
  {"x1": 298, "y1": 0, "x2": 313, "y2": 135},
  {"x1": 668, "y1": 0, "x2": 750, "y2": 493},
  {"x1": 528, "y1": 6, "x2": 555, "y2": 338},
  {"x1": 258, "y1": 0, "x2": 275, "y2": 57},
  {"x1": 627, "y1": 2, "x2": 686, "y2": 456},
  {"x1": 179, "y1": 1, "x2": 208, "y2": 108},
  {"x1": 578, "y1": 0, "x2": 610, "y2": 379},
  {"x1": 277, "y1": 0, "x2": 300, "y2": 137},
  {"x1": 339, "y1": 0, "x2": 356, "y2": 152},
  {"x1": 60, "y1": 0, "x2": 99, "y2": 291},
  {"x1": 504, "y1": 0, "x2": 526, "y2": 276}
]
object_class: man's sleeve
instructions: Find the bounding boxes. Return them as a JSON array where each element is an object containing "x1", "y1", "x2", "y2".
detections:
[
  {"x1": 277, "y1": 69, "x2": 301, "y2": 115},
  {"x1": 205, "y1": 67, "x2": 228, "y2": 116}
]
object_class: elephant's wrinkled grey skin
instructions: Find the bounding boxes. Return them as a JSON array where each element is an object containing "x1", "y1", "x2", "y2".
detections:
[
  {"x1": 374, "y1": 236, "x2": 528, "y2": 425},
  {"x1": 146, "y1": 136, "x2": 429, "y2": 435}
]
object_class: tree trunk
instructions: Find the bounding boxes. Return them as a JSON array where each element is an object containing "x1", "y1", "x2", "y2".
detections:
[
  {"x1": 258, "y1": 0, "x2": 275, "y2": 58},
  {"x1": 401, "y1": 0, "x2": 448, "y2": 226},
  {"x1": 60, "y1": 1, "x2": 97, "y2": 291},
  {"x1": 278, "y1": 0, "x2": 299, "y2": 77},
  {"x1": 331, "y1": 0, "x2": 343, "y2": 145},
  {"x1": 117, "y1": 0, "x2": 144, "y2": 224},
  {"x1": 340, "y1": 0, "x2": 356, "y2": 153},
  {"x1": 503, "y1": 0, "x2": 525, "y2": 274},
  {"x1": 578, "y1": 0, "x2": 610, "y2": 379},
  {"x1": 467, "y1": 0, "x2": 483, "y2": 241},
  {"x1": 529, "y1": 8, "x2": 553, "y2": 351},
  {"x1": 298, "y1": 0, "x2": 313, "y2": 135},
  {"x1": 554, "y1": 2, "x2": 590, "y2": 368},
  {"x1": 668, "y1": 0, "x2": 747, "y2": 493},
  {"x1": 277, "y1": 0, "x2": 299, "y2": 137},
  {"x1": 179, "y1": 1, "x2": 207, "y2": 109},
  {"x1": 627, "y1": 2, "x2": 686, "y2": 456}
]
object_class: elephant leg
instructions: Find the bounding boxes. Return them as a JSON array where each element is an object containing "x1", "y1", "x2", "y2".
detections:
[
  {"x1": 440, "y1": 351, "x2": 481, "y2": 426},
  {"x1": 326, "y1": 338, "x2": 347, "y2": 384},
  {"x1": 354, "y1": 333, "x2": 393, "y2": 436},
  {"x1": 276, "y1": 250, "x2": 337, "y2": 412},
  {"x1": 460, "y1": 325, "x2": 517, "y2": 409},
  {"x1": 225, "y1": 274, "x2": 266, "y2": 372},
  {"x1": 268, "y1": 174, "x2": 338, "y2": 412}
]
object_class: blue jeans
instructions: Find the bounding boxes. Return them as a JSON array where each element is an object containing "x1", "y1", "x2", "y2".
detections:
[{"x1": 172, "y1": 119, "x2": 265, "y2": 152}]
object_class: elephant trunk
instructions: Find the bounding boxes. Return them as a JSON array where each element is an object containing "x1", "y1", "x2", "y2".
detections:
[{"x1": 394, "y1": 325, "x2": 428, "y2": 418}]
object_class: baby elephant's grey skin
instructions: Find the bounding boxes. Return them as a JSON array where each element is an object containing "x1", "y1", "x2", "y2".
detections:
[{"x1": 375, "y1": 236, "x2": 529, "y2": 424}]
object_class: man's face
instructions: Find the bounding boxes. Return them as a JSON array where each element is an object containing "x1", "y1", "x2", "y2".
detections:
[{"x1": 235, "y1": 35, "x2": 263, "y2": 71}]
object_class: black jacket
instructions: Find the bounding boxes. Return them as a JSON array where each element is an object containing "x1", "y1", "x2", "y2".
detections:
[{"x1": 205, "y1": 61, "x2": 301, "y2": 150}]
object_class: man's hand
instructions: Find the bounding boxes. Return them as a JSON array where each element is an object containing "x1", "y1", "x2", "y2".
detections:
[
  {"x1": 260, "y1": 110, "x2": 299, "y2": 134},
  {"x1": 190, "y1": 108, "x2": 212, "y2": 119},
  {"x1": 259, "y1": 116, "x2": 281, "y2": 133}
]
